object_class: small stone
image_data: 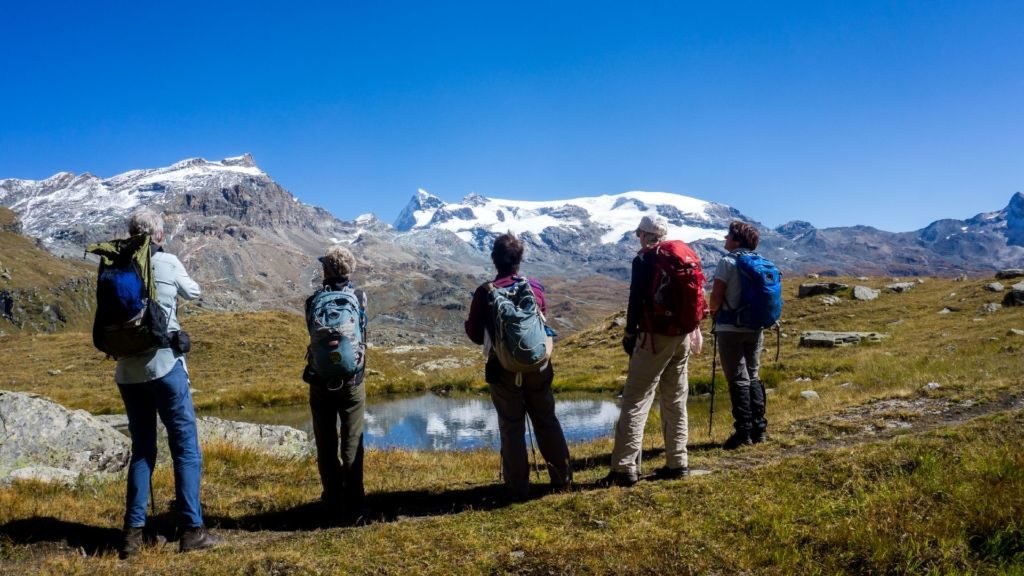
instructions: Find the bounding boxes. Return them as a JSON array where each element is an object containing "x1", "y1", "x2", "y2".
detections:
[
  {"x1": 47, "y1": 369, "x2": 61, "y2": 376},
  {"x1": 985, "y1": 282, "x2": 1005, "y2": 292},
  {"x1": 954, "y1": 273, "x2": 968, "y2": 282},
  {"x1": 980, "y1": 303, "x2": 1002, "y2": 314},
  {"x1": 938, "y1": 308, "x2": 952, "y2": 315},
  {"x1": 924, "y1": 382, "x2": 941, "y2": 390},
  {"x1": 819, "y1": 295, "x2": 841, "y2": 306},
  {"x1": 510, "y1": 551, "x2": 526, "y2": 560},
  {"x1": 886, "y1": 282, "x2": 916, "y2": 293},
  {"x1": 916, "y1": 278, "x2": 925, "y2": 284},
  {"x1": 838, "y1": 382, "x2": 853, "y2": 388},
  {"x1": 1008, "y1": 329, "x2": 1024, "y2": 337},
  {"x1": 806, "y1": 273, "x2": 820, "y2": 279},
  {"x1": 800, "y1": 390, "x2": 820, "y2": 400}
]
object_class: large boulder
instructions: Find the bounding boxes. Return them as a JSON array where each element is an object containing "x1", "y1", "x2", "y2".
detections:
[
  {"x1": 798, "y1": 282, "x2": 848, "y2": 298},
  {"x1": 852, "y1": 286, "x2": 880, "y2": 301},
  {"x1": 0, "y1": 391, "x2": 130, "y2": 482},
  {"x1": 995, "y1": 269, "x2": 1024, "y2": 280},
  {"x1": 1003, "y1": 281, "x2": 1024, "y2": 307},
  {"x1": 196, "y1": 416, "x2": 312, "y2": 459}
]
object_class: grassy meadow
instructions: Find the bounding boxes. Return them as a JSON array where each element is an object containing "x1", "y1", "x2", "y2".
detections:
[{"x1": 0, "y1": 275, "x2": 1023, "y2": 574}]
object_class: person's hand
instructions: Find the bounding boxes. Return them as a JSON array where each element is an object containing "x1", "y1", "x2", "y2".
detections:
[
  {"x1": 622, "y1": 332, "x2": 637, "y2": 356},
  {"x1": 689, "y1": 329, "x2": 704, "y2": 355}
]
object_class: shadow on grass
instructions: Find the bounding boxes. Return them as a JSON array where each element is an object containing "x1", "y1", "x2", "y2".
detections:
[{"x1": 0, "y1": 517, "x2": 121, "y2": 556}]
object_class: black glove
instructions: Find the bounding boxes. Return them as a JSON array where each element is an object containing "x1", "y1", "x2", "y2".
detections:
[{"x1": 622, "y1": 332, "x2": 637, "y2": 356}]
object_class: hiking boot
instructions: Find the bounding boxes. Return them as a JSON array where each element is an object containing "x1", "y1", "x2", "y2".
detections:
[
  {"x1": 751, "y1": 429, "x2": 768, "y2": 444},
  {"x1": 653, "y1": 466, "x2": 689, "y2": 480},
  {"x1": 596, "y1": 470, "x2": 638, "y2": 488},
  {"x1": 722, "y1": 431, "x2": 753, "y2": 450},
  {"x1": 178, "y1": 525, "x2": 222, "y2": 553},
  {"x1": 119, "y1": 527, "x2": 166, "y2": 559}
]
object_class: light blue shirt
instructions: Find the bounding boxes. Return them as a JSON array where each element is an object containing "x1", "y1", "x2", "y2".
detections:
[
  {"x1": 115, "y1": 251, "x2": 201, "y2": 384},
  {"x1": 713, "y1": 253, "x2": 759, "y2": 333}
]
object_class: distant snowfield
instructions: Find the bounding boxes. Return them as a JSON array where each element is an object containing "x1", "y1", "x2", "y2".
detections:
[{"x1": 409, "y1": 189, "x2": 729, "y2": 244}]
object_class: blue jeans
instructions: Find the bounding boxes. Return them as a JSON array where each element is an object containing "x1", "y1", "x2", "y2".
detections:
[{"x1": 117, "y1": 360, "x2": 204, "y2": 528}]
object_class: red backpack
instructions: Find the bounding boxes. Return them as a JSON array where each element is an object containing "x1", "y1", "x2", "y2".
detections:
[{"x1": 641, "y1": 240, "x2": 707, "y2": 336}]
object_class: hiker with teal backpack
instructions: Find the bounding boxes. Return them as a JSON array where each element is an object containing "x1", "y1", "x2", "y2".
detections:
[
  {"x1": 304, "y1": 245, "x2": 369, "y2": 524},
  {"x1": 709, "y1": 221, "x2": 783, "y2": 449},
  {"x1": 87, "y1": 208, "x2": 219, "y2": 557},
  {"x1": 599, "y1": 216, "x2": 707, "y2": 487},
  {"x1": 464, "y1": 232, "x2": 571, "y2": 501}
]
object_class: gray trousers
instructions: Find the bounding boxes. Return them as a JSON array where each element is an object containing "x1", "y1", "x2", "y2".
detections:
[
  {"x1": 716, "y1": 330, "x2": 766, "y2": 433},
  {"x1": 487, "y1": 358, "x2": 572, "y2": 499},
  {"x1": 309, "y1": 381, "x2": 365, "y2": 510},
  {"x1": 611, "y1": 332, "x2": 691, "y2": 473}
]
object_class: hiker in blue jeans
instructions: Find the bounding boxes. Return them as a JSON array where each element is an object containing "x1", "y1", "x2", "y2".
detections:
[{"x1": 114, "y1": 208, "x2": 219, "y2": 557}]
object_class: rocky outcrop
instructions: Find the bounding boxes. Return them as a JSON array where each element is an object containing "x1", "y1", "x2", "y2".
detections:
[
  {"x1": 886, "y1": 282, "x2": 916, "y2": 293},
  {"x1": 996, "y1": 269, "x2": 1024, "y2": 280},
  {"x1": 0, "y1": 391, "x2": 130, "y2": 483},
  {"x1": 1003, "y1": 281, "x2": 1024, "y2": 307},
  {"x1": 798, "y1": 282, "x2": 848, "y2": 298},
  {"x1": 799, "y1": 331, "x2": 888, "y2": 348},
  {"x1": 196, "y1": 417, "x2": 312, "y2": 459}
]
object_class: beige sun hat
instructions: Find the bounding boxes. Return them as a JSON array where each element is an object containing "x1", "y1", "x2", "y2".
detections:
[{"x1": 636, "y1": 215, "x2": 668, "y2": 239}]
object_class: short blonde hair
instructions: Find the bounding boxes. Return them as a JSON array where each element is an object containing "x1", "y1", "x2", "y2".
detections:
[
  {"x1": 128, "y1": 208, "x2": 164, "y2": 238},
  {"x1": 321, "y1": 245, "x2": 356, "y2": 279}
]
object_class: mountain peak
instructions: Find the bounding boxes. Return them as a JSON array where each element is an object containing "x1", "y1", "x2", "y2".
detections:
[
  {"x1": 394, "y1": 189, "x2": 447, "y2": 230},
  {"x1": 222, "y1": 153, "x2": 257, "y2": 168}
]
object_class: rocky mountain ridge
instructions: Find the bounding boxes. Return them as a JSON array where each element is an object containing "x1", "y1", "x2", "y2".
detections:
[{"x1": 2, "y1": 155, "x2": 1021, "y2": 340}]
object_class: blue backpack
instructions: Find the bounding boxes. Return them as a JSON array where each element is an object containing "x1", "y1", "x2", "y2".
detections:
[
  {"x1": 718, "y1": 251, "x2": 783, "y2": 329},
  {"x1": 307, "y1": 285, "x2": 366, "y2": 382},
  {"x1": 87, "y1": 234, "x2": 170, "y2": 357},
  {"x1": 487, "y1": 277, "x2": 552, "y2": 373}
]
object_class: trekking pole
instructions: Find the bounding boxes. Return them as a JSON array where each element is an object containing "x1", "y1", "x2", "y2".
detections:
[
  {"x1": 774, "y1": 322, "x2": 781, "y2": 363},
  {"x1": 708, "y1": 332, "x2": 718, "y2": 438},
  {"x1": 526, "y1": 415, "x2": 542, "y2": 481}
]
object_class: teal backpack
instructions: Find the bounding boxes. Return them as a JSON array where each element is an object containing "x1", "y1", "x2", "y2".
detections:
[
  {"x1": 487, "y1": 277, "x2": 552, "y2": 373},
  {"x1": 306, "y1": 284, "x2": 366, "y2": 383}
]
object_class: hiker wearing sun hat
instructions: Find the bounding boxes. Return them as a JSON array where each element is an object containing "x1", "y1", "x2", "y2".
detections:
[{"x1": 600, "y1": 214, "x2": 707, "y2": 487}]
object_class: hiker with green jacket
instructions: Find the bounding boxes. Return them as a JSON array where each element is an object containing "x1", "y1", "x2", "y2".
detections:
[
  {"x1": 110, "y1": 208, "x2": 219, "y2": 557},
  {"x1": 304, "y1": 245, "x2": 369, "y2": 524},
  {"x1": 465, "y1": 232, "x2": 572, "y2": 500}
]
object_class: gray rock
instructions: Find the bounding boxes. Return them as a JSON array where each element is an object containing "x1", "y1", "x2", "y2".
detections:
[
  {"x1": 995, "y1": 269, "x2": 1024, "y2": 280},
  {"x1": 985, "y1": 282, "x2": 1005, "y2": 292},
  {"x1": 799, "y1": 331, "x2": 888, "y2": 348},
  {"x1": 800, "y1": 390, "x2": 820, "y2": 400},
  {"x1": 0, "y1": 390, "x2": 130, "y2": 480},
  {"x1": 196, "y1": 416, "x2": 312, "y2": 459},
  {"x1": 852, "y1": 286, "x2": 880, "y2": 301},
  {"x1": 886, "y1": 282, "x2": 916, "y2": 293},
  {"x1": 819, "y1": 295, "x2": 841, "y2": 306},
  {"x1": 980, "y1": 303, "x2": 1002, "y2": 314},
  {"x1": 1003, "y1": 282, "x2": 1024, "y2": 307},
  {"x1": 798, "y1": 282, "x2": 848, "y2": 298},
  {"x1": 5, "y1": 465, "x2": 79, "y2": 486},
  {"x1": 1008, "y1": 329, "x2": 1024, "y2": 337},
  {"x1": 938, "y1": 308, "x2": 952, "y2": 315},
  {"x1": 954, "y1": 274, "x2": 968, "y2": 281},
  {"x1": 924, "y1": 382, "x2": 941, "y2": 391},
  {"x1": 806, "y1": 273, "x2": 820, "y2": 279}
]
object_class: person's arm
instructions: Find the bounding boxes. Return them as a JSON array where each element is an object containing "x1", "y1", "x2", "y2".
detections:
[
  {"x1": 170, "y1": 255, "x2": 201, "y2": 300},
  {"x1": 624, "y1": 255, "x2": 647, "y2": 335},
  {"x1": 464, "y1": 285, "x2": 487, "y2": 345},
  {"x1": 709, "y1": 279, "x2": 727, "y2": 316}
]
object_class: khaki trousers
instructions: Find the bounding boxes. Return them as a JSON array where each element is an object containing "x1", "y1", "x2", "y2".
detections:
[{"x1": 610, "y1": 332, "x2": 690, "y2": 473}]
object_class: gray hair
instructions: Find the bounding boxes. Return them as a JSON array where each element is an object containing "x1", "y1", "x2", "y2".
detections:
[
  {"x1": 320, "y1": 245, "x2": 356, "y2": 279},
  {"x1": 128, "y1": 208, "x2": 164, "y2": 237}
]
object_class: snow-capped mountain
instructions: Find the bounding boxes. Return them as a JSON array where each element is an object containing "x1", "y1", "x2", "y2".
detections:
[
  {"x1": 394, "y1": 188, "x2": 737, "y2": 248},
  {"x1": 3, "y1": 153, "x2": 1022, "y2": 340}
]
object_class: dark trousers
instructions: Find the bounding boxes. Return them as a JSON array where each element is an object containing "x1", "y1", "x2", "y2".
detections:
[
  {"x1": 716, "y1": 330, "x2": 767, "y2": 433},
  {"x1": 309, "y1": 381, "x2": 365, "y2": 512},
  {"x1": 487, "y1": 358, "x2": 572, "y2": 500}
]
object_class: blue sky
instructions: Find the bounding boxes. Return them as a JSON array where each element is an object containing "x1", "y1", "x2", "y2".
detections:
[{"x1": 1, "y1": 1, "x2": 1021, "y2": 231}]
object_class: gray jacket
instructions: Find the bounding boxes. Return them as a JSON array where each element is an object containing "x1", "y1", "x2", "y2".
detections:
[{"x1": 116, "y1": 251, "x2": 201, "y2": 384}]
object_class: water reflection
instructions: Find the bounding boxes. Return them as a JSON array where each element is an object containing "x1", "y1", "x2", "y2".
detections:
[{"x1": 210, "y1": 393, "x2": 622, "y2": 452}]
